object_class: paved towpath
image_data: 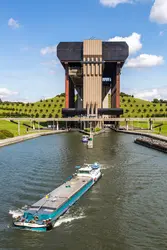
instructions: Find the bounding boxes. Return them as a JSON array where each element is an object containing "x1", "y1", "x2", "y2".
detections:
[
  {"x1": 114, "y1": 129, "x2": 167, "y2": 142},
  {"x1": 0, "y1": 130, "x2": 68, "y2": 148}
]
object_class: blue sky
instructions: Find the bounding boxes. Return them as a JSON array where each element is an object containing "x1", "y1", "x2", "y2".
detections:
[{"x1": 0, "y1": 0, "x2": 167, "y2": 102}]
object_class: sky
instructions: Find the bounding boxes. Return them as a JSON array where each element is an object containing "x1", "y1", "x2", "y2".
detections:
[{"x1": 0, "y1": 0, "x2": 167, "y2": 102}]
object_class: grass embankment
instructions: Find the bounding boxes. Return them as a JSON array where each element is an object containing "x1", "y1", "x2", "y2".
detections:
[
  {"x1": 0, "y1": 94, "x2": 65, "y2": 118},
  {"x1": 120, "y1": 121, "x2": 167, "y2": 136},
  {"x1": 0, "y1": 120, "x2": 46, "y2": 139}
]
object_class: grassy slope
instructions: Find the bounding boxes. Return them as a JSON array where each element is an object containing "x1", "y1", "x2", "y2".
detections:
[
  {"x1": 0, "y1": 95, "x2": 65, "y2": 118},
  {"x1": 0, "y1": 120, "x2": 28, "y2": 136}
]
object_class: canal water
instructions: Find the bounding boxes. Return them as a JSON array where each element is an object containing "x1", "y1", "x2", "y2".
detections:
[{"x1": 0, "y1": 131, "x2": 167, "y2": 250}]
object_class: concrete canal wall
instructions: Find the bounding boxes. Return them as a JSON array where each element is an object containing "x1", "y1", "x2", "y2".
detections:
[{"x1": 0, "y1": 130, "x2": 68, "y2": 148}]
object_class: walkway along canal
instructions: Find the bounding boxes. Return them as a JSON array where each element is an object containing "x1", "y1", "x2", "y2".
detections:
[{"x1": 0, "y1": 131, "x2": 167, "y2": 249}]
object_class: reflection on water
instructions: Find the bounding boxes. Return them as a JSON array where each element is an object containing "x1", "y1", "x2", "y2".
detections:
[{"x1": 0, "y1": 131, "x2": 167, "y2": 249}]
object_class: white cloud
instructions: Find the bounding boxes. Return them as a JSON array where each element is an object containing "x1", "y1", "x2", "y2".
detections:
[
  {"x1": 125, "y1": 54, "x2": 164, "y2": 68},
  {"x1": 150, "y1": 0, "x2": 167, "y2": 24},
  {"x1": 100, "y1": 0, "x2": 134, "y2": 7},
  {"x1": 0, "y1": 88, "x2": 18, "y2": 98},
  {"x1": 108, "y1": 32, "x2": 142, "y2": 55},
  {"x1": 49, "y1": 70, "x2": 56, "y2": 75},
  {"x1": 40, "y1": 60, "x2": 59, "y2": 66},
  {"x1": 131, "y1": 87, "x2": 167, "y2": 101},
  {"x1": 159, "y1": 31, "x2": 164, "y2": 36},
  {"x1": 40, "y1": 45, "x2": 57, "y2": 55},
  {"x1": 8, "y1": 18, "x2": 20, "y2": 29}
]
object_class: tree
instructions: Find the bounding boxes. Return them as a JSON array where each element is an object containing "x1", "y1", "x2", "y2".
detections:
[
  {"x1": 40, "y1": 109, "x2": 43, "y2": 113},
  {"x1": 43, "y1": 104, "x2": 46, "y2": 107},
  {"x1": 0, "y1": 98, "x2": 2, "y2": 103},
  {"x1": 160, "y1": 108, "x2": 163, "y2": 112},
  {"x1": 142, "y1": 104, "x2": 144, "y2": 107},
  {"x1": 153, "y1": 98, "x2": 159, "y2": 103},
  {"x1": 143, "y1": 108, "x2": 147, "y2": 113},
  {"x1": 138, "y1": 109, "x2": 141, "y2": 113},
  {"x1": 55, "y1": 114, "x2": 59, "y2": 118},
  {"x1": 35, "y1": 113, "x2": 39, "y2": 118},
  {"x1": 49, "y1": 113, "x2": 52, "y2": 118},
  {"x1": 48, "y1": 104, "x2": 51, "y2": 107},
  {"x1": 42, "y1": 114, "x2": 46, "y2": 118},
  {"x1": 128, "y1": 99, "x2": 131, "y2": 103}
]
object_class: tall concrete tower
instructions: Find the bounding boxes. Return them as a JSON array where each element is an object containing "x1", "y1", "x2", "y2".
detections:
[{"x1": 57, "y1": 39, "x2": 129, "y2": 117}]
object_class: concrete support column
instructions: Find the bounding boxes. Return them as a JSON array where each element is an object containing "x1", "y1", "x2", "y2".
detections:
[
  {"x1": 57, "y1": 121, "x2": 59, "y2": 131},
  {"x1": 126, "y1": 120, "x2": 129, "y2": 131},
  {"x1": 84, "y1": 121, "x2": 86, "y2": 130},
  {"x1": 149, "y1": 119, "x2": 153, "y2": 130},
  {"x1": 18, "y1": 121, "x2": 20, "y2": 135},
  {"x1": 115, "y1": 121, "x2": 119, "y2": 130},
  {"x1": 33, "y1": 121, "x2": 35, "y2": 130},
  {"x1": 66, "y1": 121, "x2": 67, "y2": 130},
  {"x1": 65, "y1": 64, "x2": 69, "y2": 108},
  {"x1": 53, "y1": 120, "x2": 55, "y2": 130}
]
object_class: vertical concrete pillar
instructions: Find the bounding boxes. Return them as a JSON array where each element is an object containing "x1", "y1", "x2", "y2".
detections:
[
  {"x1": 66, "y1": 121, "x2": 67, "y2": 130},
  {"x1": 53, "y1": 120, "x2": 55, "y2": 130},
  {"x1": 18, "y1": 121, "x2": 20, "y2": 135},
  {"x1": 33, "y1": 121, "x2": 35, "y2": 130},
  {"x1": 126, "y1": 120, "x2": 129, "y2": 131},
  {"x1": 84, "y1": 121, "x2": 86, "y2": 130},
  {"x1": 57, "y1": 121, "x2": 59, "y2": 131},
  {"x1": 65, "y1": 64, "x2": 69, "y2": 108},
  {"x1": 149, "y1": 119, "x2": 153, "y2": 130},
  {"x1": 115, "y1": 121, "x2": 119, "y2": 130}
]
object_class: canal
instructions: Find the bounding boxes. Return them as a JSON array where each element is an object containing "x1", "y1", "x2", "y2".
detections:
[{"x1": 0, "y1": 131, "x2": 167, "y2": 249}]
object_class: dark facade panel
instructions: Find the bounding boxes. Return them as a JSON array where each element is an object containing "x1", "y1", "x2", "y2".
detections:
[
  {"x1": 102, "y1": 42, "x2": 129, "y2": 61},
  {"x1": 57, "y1": 42, "x2": 129, "y2": 62},
  {"x1": 62, "y1": 108, "x2": 123, "y2": 117},
  {"x1": 57, "y1": 42, "x2": 83, "y2": 62},
  {"x1": 62, "y1": 108, "x2": 87, "y2": 117},
  {"x1": 98, "y1": 108, "x2": 123, "y2": 115}
]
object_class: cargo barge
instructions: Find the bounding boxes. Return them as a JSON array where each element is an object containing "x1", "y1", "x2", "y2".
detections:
[{"x1": 9, "y1": 162, "x2": 102, "y2": 232}]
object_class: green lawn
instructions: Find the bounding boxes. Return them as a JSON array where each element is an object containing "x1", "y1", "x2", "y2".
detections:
[{"x1": 0, "y1": 120, "x2": 28, "y2": 136}]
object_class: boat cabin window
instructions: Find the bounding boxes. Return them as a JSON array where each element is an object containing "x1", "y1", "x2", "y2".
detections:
[{"x1": 78, "y1": 170, "x2": 90, "y2": 174}]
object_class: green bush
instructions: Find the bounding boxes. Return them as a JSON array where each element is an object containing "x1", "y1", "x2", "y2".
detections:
[
  {"x1": 94, "y1": 127, "x2": 101, "y2": 132},
  {"x1": 0, "y1": 131, "x2": 6, "y2": 139},
  {"x1": 84, "y1": 128, "x2": 90, "y2": 132},
  {"x1": 0, "y1": 130, "x2": 14, "y2": 138}
]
